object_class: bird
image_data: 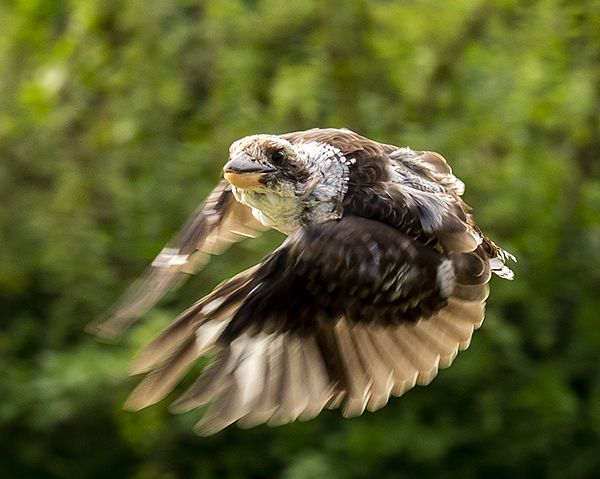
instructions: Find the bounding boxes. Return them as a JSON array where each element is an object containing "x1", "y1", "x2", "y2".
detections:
[{"x1": 90, "y1": 128, "x2": 515, "y2": 435}]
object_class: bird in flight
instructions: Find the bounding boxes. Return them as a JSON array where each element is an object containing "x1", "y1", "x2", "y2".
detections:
[{"x1": 90, "y1": 128, "x2": 515, "y2": 435}]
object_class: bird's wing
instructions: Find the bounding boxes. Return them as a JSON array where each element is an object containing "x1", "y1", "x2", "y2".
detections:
[
  {"x1": 341, "y1": 144, "x2": 514, "y2": 276},
  {"x1": 123, "y1": 216, "x2": 491, "y2": 435},
  {"x1": 395, "y1": 148, "x2": 466, "y2": 196},
  {"x1": 88, "y1": 180, "x2": 266, "y2": 340}
]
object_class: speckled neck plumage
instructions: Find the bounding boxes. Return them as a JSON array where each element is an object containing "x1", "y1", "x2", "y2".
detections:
[{"x1": 296, "y1": 141, "x2": 351, "y2": 228}]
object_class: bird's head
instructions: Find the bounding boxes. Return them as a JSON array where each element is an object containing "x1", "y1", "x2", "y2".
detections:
[
  {"x1": 223, "y1": 134, "x2": 349, "y2": 234},
  {"x1": 224, "y1": 135, "x2": 314, "y2": 197}
]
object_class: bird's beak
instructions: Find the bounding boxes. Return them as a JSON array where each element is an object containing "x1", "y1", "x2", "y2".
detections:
[{"x1": 223, "y1": 153, "x2": 275, "y2": 188}]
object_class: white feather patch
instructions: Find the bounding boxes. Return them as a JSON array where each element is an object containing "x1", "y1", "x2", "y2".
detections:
[
  {"x1": 151, "y1": 247, "x2": 189, "y2": 267},
  {"x1": 195, "y1": 321, "x2": 228, "y2": 354},
  {"x1": 233, "y1": 333, "x2": 270, "y2": 407},
  {"x1": 436, "y1": 259, "x2": 456, "y2": 297}
]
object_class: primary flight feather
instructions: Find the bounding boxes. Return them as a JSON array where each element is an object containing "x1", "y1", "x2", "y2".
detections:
[{"x1": 91, "y1": 128, "x2": 515, "y2": 435}]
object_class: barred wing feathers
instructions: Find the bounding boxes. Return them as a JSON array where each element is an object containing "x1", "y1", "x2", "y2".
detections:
[
  {"x1": 88, "y1": 181, "x2": 265, "y2": 340},
  {"x1": 124, "y1": 216, "x2": 492, "y2": 435}
]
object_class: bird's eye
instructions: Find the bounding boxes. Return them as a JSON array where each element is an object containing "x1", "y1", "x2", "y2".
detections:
[{"x1": 270, "y1": 150, "x2": 285, "y2": 165}]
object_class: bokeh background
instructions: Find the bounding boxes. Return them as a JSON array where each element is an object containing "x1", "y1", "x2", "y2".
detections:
[{"x1": 2, "y1": 0, "x2": 600, "y2": 478}]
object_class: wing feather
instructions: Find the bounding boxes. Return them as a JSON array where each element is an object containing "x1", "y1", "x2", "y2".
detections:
[
  {"x1": 334, "y1": 320, "x2": 371, "y2": 418},
  {"x1": 268, "y1": 334, "x2": 310, "y2": 426},
  {"x1": 297, "y1": 335, "x2": 335, "y2": 421},
  {"x1": 88, "y1": 181, "x2": 265, "y2": 340},
  {"x1": 124, "y1": 334, "x2": 200, "y2": 411}
]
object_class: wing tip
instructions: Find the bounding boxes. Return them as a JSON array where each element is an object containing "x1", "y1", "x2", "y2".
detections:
[{"x1": 85, "y1": 313, "x2": 132, "y2": 343}]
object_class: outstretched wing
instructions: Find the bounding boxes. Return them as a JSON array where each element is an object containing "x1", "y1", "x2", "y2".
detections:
[
  {"x1": 88, "y1": 180, "x2": 266, "y2": 340},
  {"x1": 123, "y1": 216, "x2": 491, "y2": 435}
]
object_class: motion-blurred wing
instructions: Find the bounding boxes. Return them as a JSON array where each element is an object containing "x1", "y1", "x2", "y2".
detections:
[
  {"x1": 88, "y1": 180, "x2": 266, "y2": 340},
  {"x1": 123, "y1": 216, "x2": 492, "y2": 435}
]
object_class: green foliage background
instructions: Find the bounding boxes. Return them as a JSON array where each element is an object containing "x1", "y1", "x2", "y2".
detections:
[{"x1": 1, "y1": 0, "x2": 600, "y2": 477}]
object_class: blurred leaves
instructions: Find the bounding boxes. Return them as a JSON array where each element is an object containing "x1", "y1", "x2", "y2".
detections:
[{"x1": 1, "y1": 0, "x2": 600, "y2": 478}]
